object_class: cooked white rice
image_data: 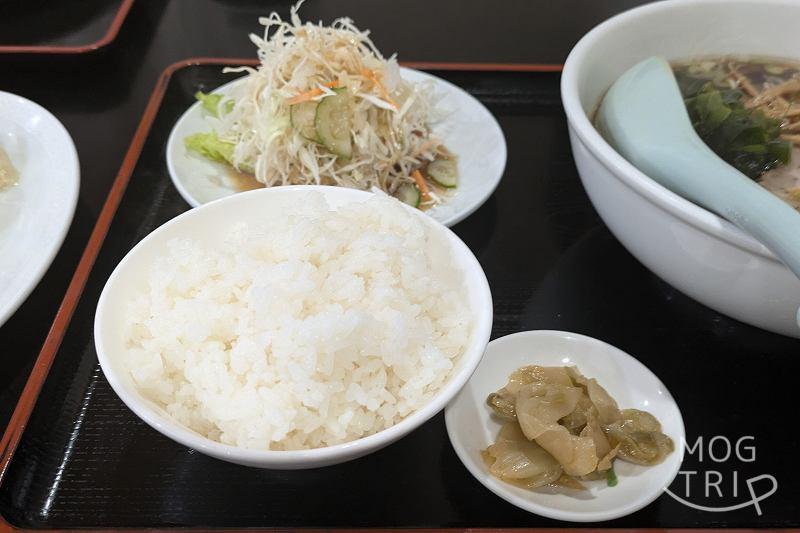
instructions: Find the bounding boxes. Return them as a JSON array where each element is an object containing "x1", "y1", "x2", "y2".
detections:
[{"x1": 124, "y1": 192, "x2": 471, "y2": 450}]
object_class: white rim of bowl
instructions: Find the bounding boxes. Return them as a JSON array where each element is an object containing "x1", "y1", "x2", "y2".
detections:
[
  {"x1": 444, "y1": 329, "x2": 686, "y2": 523},
  {"x1": 0, "y1": 91, "x2": 80, "y2": 327},
  {"x1": 95, "y1": 185, "x2": 493, "y2": 464},
  {"x1": 561, "y1": 0, "x2": 798, "y2": 263}
]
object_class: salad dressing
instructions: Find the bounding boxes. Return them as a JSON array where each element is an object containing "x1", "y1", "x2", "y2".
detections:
[{"x1": 225, "y1": 167, "x2": 264, "y2": 192}]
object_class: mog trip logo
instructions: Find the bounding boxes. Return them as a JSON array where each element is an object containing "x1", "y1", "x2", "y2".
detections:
[{"x1": 665, "y1": 435, "x2": 778, "y2": 515}]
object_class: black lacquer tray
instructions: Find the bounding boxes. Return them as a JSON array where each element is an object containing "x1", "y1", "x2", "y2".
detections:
[
  {"x1": 0, "y1": 59, "x2": 797, "y2": 532},
  {"x1": 0, "y1": 0, "x2": 134, "y2": 54}
]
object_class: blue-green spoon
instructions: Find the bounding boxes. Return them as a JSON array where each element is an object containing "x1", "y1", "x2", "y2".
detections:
[{"x1": 597, "y1": 56, "x2": 800, "y2": 328}]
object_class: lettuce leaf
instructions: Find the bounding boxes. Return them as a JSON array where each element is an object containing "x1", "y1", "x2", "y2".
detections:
[
  {"x1": 195, "y1": 91, "x2": 234, "y2": 118},
  {"x1": 184, "y1": 132, "x2": 235, "y2": 165},
  {"x1": 184, "y1": 132, "x2": 256, "y2": 175}
]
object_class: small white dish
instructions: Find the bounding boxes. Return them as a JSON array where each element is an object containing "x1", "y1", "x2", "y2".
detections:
[
  {"x1": 0, "y1": 91, "x2": 80, "y2": 328},
  {"x1": 445, "y1": 330, "x2": 684, "y2": 523},
  {"x1": 95, "y1": 185, "x2": 493, "y2": 469},
  {"x1": 166, "y1": 68, "x2": 507, "y2": 227}
]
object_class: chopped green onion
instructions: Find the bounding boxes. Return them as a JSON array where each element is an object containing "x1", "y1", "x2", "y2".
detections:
[{"x1": 606, "y1": 467, "x2": 618, "y2": 487}]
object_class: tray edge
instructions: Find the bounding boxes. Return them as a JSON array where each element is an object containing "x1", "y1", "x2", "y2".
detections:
[{"x1": 0, "y1": 0, "x2": 136, "y2": 55}]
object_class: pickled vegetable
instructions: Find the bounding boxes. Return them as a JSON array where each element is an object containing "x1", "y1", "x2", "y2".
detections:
[
  {"x1": 604, "y1": 424, "x2": 674, "y2": 466},
  {"x1": 483, "y1": 422, "x2": 563, "y2": 489},
  {"x1": 619, "y1": 408, "x2": 662, "y2": 433},
  {"x1": 566, "y1": 366, "x2": 620, "y2": 424},
  {"x1": 483, "y1": 364, "x2": 673, "y2": 493},
  {"x1": 486, "y1": 390, "x2": 517, "y2": 420}
]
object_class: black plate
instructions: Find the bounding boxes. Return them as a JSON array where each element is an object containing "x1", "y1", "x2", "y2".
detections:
[{"x1": 0, "y1": 63, "x2": 798, "y2": 530}]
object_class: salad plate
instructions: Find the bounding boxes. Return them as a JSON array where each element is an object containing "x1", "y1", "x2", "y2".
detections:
[
  {"x1": 166, "y1": 68, "x2": 506, "y2": 227},
  {"x1": 0, "y1": 91, "x2": 79, "y2": 328}
]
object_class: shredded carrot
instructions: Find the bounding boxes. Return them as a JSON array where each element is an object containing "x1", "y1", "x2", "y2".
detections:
[
  {"x1": 287, "y1": 81, "x2": 339, "y2": 105},
  {"x1": 361, "y1": 68, "x2": 398, "y2": 109},
  {"x1": 411, "y1": 170, "x2": 430, "y2": 200}
]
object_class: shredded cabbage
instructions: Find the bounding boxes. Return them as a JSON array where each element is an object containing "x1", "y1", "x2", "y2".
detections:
[{"x1": 188, "y1": 0, "x2": 453, "y2": 206}]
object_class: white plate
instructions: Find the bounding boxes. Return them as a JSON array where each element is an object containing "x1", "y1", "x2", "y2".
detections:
[
  {"x1": 444, "y1": 330, "x2": 685, "y2": 523},
  {"x1": 166, "y1": 68, "x2": 506, "y2": 227},
  {"x1": 0, "y1": 91, "x2": 79, "y2": 327}
]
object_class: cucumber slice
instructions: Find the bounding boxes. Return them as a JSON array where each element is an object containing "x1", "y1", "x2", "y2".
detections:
[
  {"x1": 290, "y1": 101, "x2": 319, "y2": 142},
  {"x1": 315, "y1": 88, "x2": 352, "y2": 158},
  {"x1": 396, "y1": 183, "x2": 420, "y2": 207},
  {"x1": 427, "y1": 158, "x2": 458, "y2": 188}
]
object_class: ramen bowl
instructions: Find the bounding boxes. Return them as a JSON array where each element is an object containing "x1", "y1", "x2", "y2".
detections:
[{"x1": 562, "y1": 0, "x2": 800, "y2": 338}]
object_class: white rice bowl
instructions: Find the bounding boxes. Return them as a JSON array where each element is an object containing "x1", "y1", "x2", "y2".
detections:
[{"x1": 121, "y1": 191, "x2": 472, "y2": 451}]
